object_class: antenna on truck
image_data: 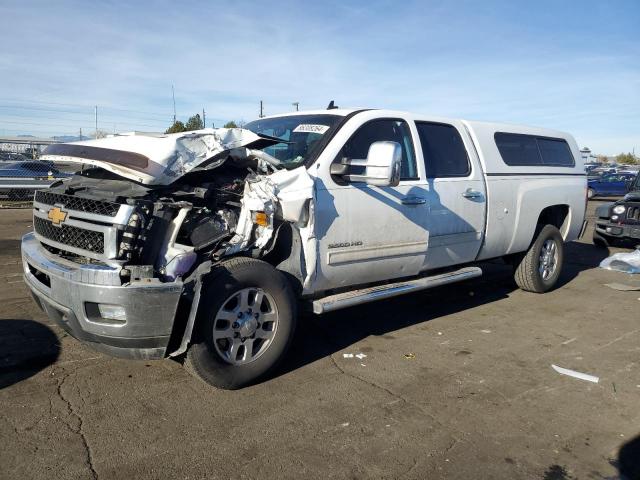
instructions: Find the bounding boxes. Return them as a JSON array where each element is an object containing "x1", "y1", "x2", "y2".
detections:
[{"x1": 327, "y1": 100, "x2": 338, "y2": 110}]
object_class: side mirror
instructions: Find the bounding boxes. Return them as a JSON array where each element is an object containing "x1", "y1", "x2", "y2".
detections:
[{"x1": 330, "y1": 141, "x2": 402, "y2": 187}]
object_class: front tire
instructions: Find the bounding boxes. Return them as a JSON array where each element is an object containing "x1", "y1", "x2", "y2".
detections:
[
  {"x1": 185, "y1": 257, "x2": 297, "y2": 389},
  {"x1": 513, "y1": 225, "x2": 564, "y2": 293},
  {"x1": 587, "y1": 188, "x2": 595, "y2": 199}
]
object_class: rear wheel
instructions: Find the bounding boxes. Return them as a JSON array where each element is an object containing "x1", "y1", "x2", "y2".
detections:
[
  {"x1": 185, "y1": 257, "x2": 296, "y2": 389},
  {"x1": 513, "y1": 225, "x2": 564, "y2": 293}
]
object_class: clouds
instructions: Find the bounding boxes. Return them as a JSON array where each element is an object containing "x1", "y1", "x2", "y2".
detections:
[{"x1": 0, "y1": 0, "x2": 638, "y2": 154}]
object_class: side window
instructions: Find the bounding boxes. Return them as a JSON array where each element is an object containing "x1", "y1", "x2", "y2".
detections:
[
  {"x1": 494, "y1": 133, "x2": 541, "y2": 166},
  {"x1": 537, "y1": 138, "x2": 574, "y2": 166},
  {"x1": 415, "y1": 122, "x2": 470, "y2": 178},
  {"x1": 336, "y1": 119, "x2": 418, "y2": 180},
  {"x1": 495, "y1": 132, "x2": 575, "y2": 167}
]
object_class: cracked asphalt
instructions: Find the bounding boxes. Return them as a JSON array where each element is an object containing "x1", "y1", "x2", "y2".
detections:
[{"x1": 1, "y1": 202, "x2": 639, "y2": 480}]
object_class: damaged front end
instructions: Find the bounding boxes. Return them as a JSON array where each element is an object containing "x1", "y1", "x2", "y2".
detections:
[{"x1": 22, "y1": 128, "x2": 316, "y2": 359}]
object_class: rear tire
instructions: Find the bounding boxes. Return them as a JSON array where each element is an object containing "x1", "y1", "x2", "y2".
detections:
[
  {"x1": 185, "y1": 257, "x2": 297, "y2": 389},
  {"x1": 513, "y1": 225, "x2": 564, "y2": 293}
]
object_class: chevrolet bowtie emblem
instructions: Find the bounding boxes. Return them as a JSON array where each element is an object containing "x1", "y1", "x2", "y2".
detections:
[{"x1": 47, "y1": 207, "x2": 67, "y2": 226}]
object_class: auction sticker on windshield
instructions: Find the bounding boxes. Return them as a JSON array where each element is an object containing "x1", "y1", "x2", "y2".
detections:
[{"x1": 293, "y1": 124, "x2": 330, "y2": 134}]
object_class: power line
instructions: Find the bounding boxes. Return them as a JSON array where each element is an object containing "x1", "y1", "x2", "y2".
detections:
[
  {"x1": 0, "y1": 105, "x2": 170, "y2": 123},
  {"x1": 0, "y1": 98, "x2": 172, "y2": 119},
  {"x1": 0, "y1": 118, "x2": 167, "y2": 129}
]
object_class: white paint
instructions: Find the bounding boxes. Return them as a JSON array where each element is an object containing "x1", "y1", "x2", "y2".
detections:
[{"x1": 551, "y1": 364, "x2": 599, "y2": 383}]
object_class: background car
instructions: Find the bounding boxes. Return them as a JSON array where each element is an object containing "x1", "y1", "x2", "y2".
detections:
[
  {"x1": 0, "y1": 160, "x2": 71, "y2": 179},
  {"x1": 587, "y1": 173, "x2": 637, "y2": 199}
]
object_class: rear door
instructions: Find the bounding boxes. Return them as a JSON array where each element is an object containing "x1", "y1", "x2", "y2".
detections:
[{"x1": 413, "y1": 121, "x2": 487, "y2": 269}]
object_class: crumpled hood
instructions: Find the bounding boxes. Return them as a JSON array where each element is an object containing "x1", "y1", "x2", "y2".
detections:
[{"x1": 41, "y1": 128, "x2": 275, "y2": 186}]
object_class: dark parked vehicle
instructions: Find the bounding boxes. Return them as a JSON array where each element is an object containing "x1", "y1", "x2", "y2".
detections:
[
  {"x1": 587, "y1": 173, "x2": 637, "y2": 199},
  {"x1": 0, "y1": 161, "x2": 70, "y2": 179},
  {"x1": 0, "y1": 161, "x2": 72, "y2": 200},
  {"x1": 594, "y1": 173, "x2": 640, "y2": 246}
]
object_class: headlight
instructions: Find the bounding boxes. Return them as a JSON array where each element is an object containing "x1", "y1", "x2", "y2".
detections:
[{"x1": 612, "y1": 205, "x2": 626, "y2": 215}]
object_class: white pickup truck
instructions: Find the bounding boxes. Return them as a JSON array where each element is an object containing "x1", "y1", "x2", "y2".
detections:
[{"x1": 22, "y1": 108, "x2": 587, "y2": 389}]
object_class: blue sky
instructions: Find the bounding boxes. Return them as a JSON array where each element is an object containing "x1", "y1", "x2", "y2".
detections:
[{"x1": 0, "y1": 0, "x2": 638, "y2": 154}]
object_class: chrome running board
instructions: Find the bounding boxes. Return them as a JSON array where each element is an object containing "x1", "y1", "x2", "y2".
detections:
[{"x1": 312, "y1": 266, "x2": 482, "y2": 314}]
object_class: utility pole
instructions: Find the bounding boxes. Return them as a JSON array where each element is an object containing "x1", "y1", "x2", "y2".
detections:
[
  {"x1": 292, "y1": 102, "x2": 299, "y2": 111},
  {"x1": 172, "y1": 85, "x2": 176, "y2": 124},
  {"x1": 79, "y1": 128, "x2": 82, "y2": 141},
  {"x1": 94, "y1": 105, "x2": 98, "y2": 138},
  {"x1": 259, "y1": 100, "x2": 264, "y2": 118},
  {"x1": 202, "y1": 108, "x2": 206, "y2": 129}
]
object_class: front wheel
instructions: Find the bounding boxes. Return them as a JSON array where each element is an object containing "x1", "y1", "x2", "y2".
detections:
[
  {"x1": 587, "y1": 188, "x2": 595, "y2": 199},
  {"x1": 185, "y1": 257, "x2": 297, "y2": 389},
  {"x1": 513, "y1": 224, "x2": 564, "y2": 293}
]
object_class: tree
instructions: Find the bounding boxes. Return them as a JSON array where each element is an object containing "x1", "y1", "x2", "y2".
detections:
[
  {"x1": 616, "y1": 152, "x2": 638, "y2": 165},
  {"x1": 184, "y1": 114, "x2": 204, "y2": 131},
  {"x1": 165, "y1": 121, "x2": 186, "y2": 134},
  {"x1": 223, "y1": 121, "x2": 238, "y2": 128},
  {"x1": 596, "y1": 155, "x2": 608, "y2": 164}
]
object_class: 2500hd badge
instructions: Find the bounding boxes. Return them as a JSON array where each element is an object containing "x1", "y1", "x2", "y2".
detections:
[{"x1": 328, "y1": 241, "x2": 364, "y2": 249}]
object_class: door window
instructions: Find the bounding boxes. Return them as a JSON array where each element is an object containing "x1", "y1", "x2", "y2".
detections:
[
  {"x1": 336, "y1": 119, "x2": 418, "y2": 180},
  {"x1": 415, "y1": 122, "x2": 470, "y2": 177}
]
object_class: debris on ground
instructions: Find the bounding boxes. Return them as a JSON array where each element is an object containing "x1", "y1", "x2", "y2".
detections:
[
  {"x1": 604, "y1": 282, "x2": 640, "y2": 291},
  {"x1": 343, "y1": 353, "x2": 367, "y2": 360},
  {"x1": 404, "y1": 353, "x2": 416, "y2": 359},
  {"x1": 599, "y1": 249, "x2": 640, "y2": 274},
  {"x1": 551, "y1": 364, "x2": 599, "y2": 383}
]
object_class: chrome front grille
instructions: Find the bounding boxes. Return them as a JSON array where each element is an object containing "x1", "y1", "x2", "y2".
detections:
[
  {"x1": 32, "y1": 189, "x2": 135, "y2": 265},
  {"x1": 34, "y1": 190, "x2": 120, "y2": 217},
  {"x1": 34, "y1": 216, "x2": 105, "y2": 254}
]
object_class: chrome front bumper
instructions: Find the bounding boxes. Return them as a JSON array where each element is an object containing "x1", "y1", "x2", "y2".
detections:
[{"x1": 21, "y1": 232, "x2": 183, "y2": 359}]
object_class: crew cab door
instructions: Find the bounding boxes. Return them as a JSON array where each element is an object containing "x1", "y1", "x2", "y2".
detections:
[
  {"x1": 413, "y1": 120, "x2": 486, "y2": 269},
  {"x1": 313, "y1": 116, "x2": 430, "y2": 290}
]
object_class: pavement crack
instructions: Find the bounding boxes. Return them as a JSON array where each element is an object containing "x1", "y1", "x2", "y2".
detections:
[
  {"x1": 55, "y1": 371, "x2": 98, "y2": 480},
  {"x1": 329, "y1": 353, "x2": 462, "y2": 443}
]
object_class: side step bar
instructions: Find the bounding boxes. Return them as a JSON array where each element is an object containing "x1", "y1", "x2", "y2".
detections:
[{"x1": 312, "y1": 266, "x2": 482, "y2": 314}]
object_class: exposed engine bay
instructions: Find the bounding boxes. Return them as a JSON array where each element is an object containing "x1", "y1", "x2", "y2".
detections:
[{"x1": 36, "y1": 128, "x2": 316, "y2": 287}]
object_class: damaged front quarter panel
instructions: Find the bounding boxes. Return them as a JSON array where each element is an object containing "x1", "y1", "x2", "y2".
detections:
[{"x1": 225, "y1": 165, "x2": 315, "y2": 255}]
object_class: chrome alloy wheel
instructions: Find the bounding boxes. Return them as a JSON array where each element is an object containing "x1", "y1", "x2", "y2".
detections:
[
  {"x1": 212, "y1": 288, "x2": 279, "y2": 365},
  {"x1": 539, "y1": 239, "x2": 558, "y2": 281}
]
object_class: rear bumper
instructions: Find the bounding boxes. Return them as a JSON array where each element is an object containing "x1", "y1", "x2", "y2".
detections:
[
  {"x1": 594, "y1": 221, "x2": 640, "y2": 240},
  {"x1": 21, "y1": 232, "x2": 183, "y2": 360}
]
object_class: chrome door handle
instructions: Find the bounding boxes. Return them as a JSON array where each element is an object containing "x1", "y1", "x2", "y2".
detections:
[
  {"x1": 401, "y1": 196, "x2": 427, "y2": 205},
  {"x1": 462, "y1": 189, "x2": 483, "y2": 199}
]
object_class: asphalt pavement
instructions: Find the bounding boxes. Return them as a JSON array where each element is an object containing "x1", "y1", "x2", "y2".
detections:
[{"x1": 1, "y1": 201, "x2": 639, "y2": 479}]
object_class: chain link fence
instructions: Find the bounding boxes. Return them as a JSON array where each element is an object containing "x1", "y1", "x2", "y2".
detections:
[{"x1": 0, "y1": 159, "x2": 77, "y2": 208}]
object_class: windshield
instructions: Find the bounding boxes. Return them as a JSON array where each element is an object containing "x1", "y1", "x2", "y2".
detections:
[
  {"x1": 245, "y1": 114, "x2": 341, "y2": 168},
  {"x1": 632, "y1": 173, "x2": 640, "y2": 191}
]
